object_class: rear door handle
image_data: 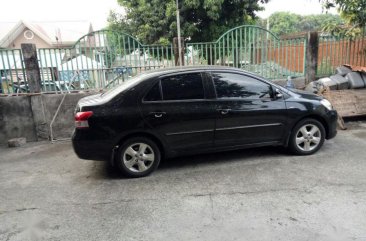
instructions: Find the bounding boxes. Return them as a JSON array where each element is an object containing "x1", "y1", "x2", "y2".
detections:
[
  {"x1": 217, "y1": 109, "x2": 231, "y2": 115},
  {"x1": 149, "y1": 112, "x2": 166, "y2": 118}
]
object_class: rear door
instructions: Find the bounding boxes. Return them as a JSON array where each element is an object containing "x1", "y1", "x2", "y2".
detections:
[
  {"x1": 140, "y1": 72, "x2": 216, "y2": 152},
  {"x1": 210, "y1": 71, "x2": 288, "y2": 147}
]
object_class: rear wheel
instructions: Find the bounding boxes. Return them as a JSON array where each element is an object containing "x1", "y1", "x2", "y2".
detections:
[
  {"x1": 289, "y1": 118, "x2": 325, "y2": 155},
  {"x1": 116, "y1": 137, "x2": 161, "y2": 178}
]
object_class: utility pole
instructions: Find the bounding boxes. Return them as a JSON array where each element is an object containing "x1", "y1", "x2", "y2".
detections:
[{"x1": 176, "y1": 0, "x2": 182, "y2": 66}]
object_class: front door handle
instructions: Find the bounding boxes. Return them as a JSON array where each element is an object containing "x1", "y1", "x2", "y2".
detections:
[{"x1": 217, "y1": 109, "x2": 231, "y2": 115}]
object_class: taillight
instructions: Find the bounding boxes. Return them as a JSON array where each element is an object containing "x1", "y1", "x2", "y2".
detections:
[{"x1": 75, "y1": 111, "x2": 93, "y2": 129}]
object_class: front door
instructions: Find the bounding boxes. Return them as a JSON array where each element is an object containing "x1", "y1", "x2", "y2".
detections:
[
  {"x1": 140, "y1": 72, "x2": 216, "y2": 152},
  {"x1": 210, "y1": 72, "x2": 288, "y2": 147}
]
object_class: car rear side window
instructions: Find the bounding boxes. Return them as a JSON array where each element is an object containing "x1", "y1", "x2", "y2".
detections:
[
  {"x1": 213, "y1": 72, "x2": 272, "y2": 99},
  {"x1": 144, "y1": 82, "x2": 162, "y2": 101},
  {"x1": 161, "y1": 73, "x2": 204, "y2": 100}
]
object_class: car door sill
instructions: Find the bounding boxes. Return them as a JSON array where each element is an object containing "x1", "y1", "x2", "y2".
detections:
[
  {"x1": 213, "y1": 141, "x2": 281, "y2": 150},
  {"x1": 215, "y1": 123, "x2": 283, "y2": 131},
  {"x1": 170, "y1": 141, "x2": 282, "y2": 158}
]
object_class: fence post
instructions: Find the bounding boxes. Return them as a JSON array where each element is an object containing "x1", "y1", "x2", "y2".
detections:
[
  {"x1": 21, "y1": 43, "x2": 41, "y2": 93},
  {"x1": 173, "y1": 37, "x2": 185, "y2": 66},
  {"x1": 21, "y1": 44, "x2": 48, "y2": 141},
  {"x1": 305, "y1": 32, "x2": 319, "y2": 84}
]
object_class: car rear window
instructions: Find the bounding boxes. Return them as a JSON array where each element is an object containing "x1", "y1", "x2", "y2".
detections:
[
  {"x1": 160, "y1": 73, "x2": 204, "y2": 100},
  {"x1": 144, "y1": 82, "x2": 162, "y2": 101},
  {"x1": 101, "y1": 74, "x2": 145, "y2": 99}
]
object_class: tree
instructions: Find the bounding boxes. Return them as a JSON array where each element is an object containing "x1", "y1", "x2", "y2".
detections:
[
  {"x1": 321, "y1": 0, "x2": 366, "y2": 37},
  {"x1": 321, "y1": 0, "x2": 366, "y2": 28},
  {"x1": 299, "y1": 14, "x2": 344, "y2": 32},
  {"x1": 108, "y1": 0, "x2": 269, "y2": 44},
  {"x1": 257, "y1": 12, "x2": 344, "y2": 37},
  {"x1": 266, "y1": 12, "x2": 301, "y2": 36}
]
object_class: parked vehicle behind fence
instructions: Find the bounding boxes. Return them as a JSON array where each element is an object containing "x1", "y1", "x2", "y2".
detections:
[{"x1": 72, "y1": 66, "x2": 337, "y2": 178}]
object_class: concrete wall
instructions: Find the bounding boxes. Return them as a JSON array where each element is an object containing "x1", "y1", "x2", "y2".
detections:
[
  {"x1": 0, "y1": 96, "x2": 37, "y2": 144},
  {"x1": 41, "y1": 93, "x2": 92, "y2": 140},
  {"x1": 0, "y1": 92, "x2": 95, "y2": 145}
]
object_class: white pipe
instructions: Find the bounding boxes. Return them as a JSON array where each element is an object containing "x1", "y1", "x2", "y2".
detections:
[
  {"x1": 49, "y1": 93, "x2": 67, "y2": 143},
  {"x1": 176, "y1": 0, "x2": 182, "y2": 66}
]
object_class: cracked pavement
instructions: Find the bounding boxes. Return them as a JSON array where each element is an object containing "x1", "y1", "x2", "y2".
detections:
[{"x1": 1, "y1": 121, "x2": 366, "y2": 241}]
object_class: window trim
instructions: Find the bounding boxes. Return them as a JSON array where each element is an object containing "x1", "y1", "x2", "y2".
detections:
[
  {"x1": 210, "y1": 71, "x2": 274, "y2": 100},
  {"x1": 142, "y1": 79, "x2": 163, "y2": 102},
  {"x1": 143, "y1": 98, "x2": 213, "y2": 104}
]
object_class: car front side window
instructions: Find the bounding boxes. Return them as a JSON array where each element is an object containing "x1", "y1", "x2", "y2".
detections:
[{"x1": 213, "y1": 72, "x2": 272, "y2": 99}]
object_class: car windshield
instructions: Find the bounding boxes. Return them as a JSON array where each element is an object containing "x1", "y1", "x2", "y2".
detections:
[{"x1": 101, "y1": 74, "x2": 146, "y2": 98}]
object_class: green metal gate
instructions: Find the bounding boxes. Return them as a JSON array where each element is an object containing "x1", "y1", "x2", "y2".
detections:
[
  {"x1": 186, "y1": 25, "x2": 307, "y2": 79},
  {"x1": 36, "y1": 30, "x2": 174, "y2": 92}
]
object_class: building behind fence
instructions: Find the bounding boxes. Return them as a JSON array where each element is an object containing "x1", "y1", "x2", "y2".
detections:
[{"x1": 1, "y1": 25, "x2": 366, "y2": 94}]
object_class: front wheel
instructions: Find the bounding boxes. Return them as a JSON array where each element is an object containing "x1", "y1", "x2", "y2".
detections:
[
  {"x1": 289, "y1": 118, "x2": 325, "y2": 155},
  {"x1": 116, "y1": 137, "x2": 161, "y2": 178}
]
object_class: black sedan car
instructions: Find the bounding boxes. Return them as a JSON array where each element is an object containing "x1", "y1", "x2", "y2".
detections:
[{"x1": 72, "y1": 66, "x2": 337, "y2": 177}]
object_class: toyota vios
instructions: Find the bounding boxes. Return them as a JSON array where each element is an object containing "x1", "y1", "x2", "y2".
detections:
[{"x1": 72, "y1": 66, "x2": 337, "y2": 177}]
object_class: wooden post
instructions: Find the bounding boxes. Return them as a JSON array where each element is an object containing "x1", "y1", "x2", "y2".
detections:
[
  {"x1": 21, "y1": 44, "x2": 41, "y2": 93},
  {"x1": 173, "y1": 37, "x2": 185, "y2": 66},
  {"x1": 305, "y1": 32, "x2": 319, "y2": 85}
]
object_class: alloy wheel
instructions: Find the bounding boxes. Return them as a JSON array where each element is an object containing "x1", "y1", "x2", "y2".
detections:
[
  {"x1": 295, "y1": 124, "x2": 321, "y2": 152},
  {"x1": 123, "y1": 143, "x2": 155, "y2": 172}
]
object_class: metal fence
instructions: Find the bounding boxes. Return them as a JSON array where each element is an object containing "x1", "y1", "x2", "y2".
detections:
[
  {"x1": 0, "y1": 49, "x2": 27, "y2": 94},
  {"x1": 186, "y1": 26, "x2": 306, "y2": 79},
  {"x1": 1, "y1": 30, "x2": 174, "y2": 94},
  {"x1": 1, "y1": 26, "x2": 366, "y2": 95},
  {"x1": 317, "y1": 35, "x2": 366, "y2": 77}
]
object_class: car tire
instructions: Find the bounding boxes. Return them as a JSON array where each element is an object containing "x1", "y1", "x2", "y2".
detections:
[
  {"x1": 116, "y1": 137, "x2": 161, "y2": 178},
  {"x1": 289, "y1": 118, "x2": 325, "y2": 155}
]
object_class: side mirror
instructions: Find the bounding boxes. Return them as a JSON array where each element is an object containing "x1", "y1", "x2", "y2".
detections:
[{"x1": 275, "y1": 88, "x2": 283, "y2": 99}]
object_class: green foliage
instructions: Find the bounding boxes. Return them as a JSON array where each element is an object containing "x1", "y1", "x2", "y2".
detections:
[
  {"x1": 320, "y1": 0, "x2": 366, "y2": 38},
  {"x1": 267, "y1": 12, "x2": 301, "y2": 36},
  {"x1": 257, "y1": 12, "x2": 344, "y2": 37},
  {"x1": 108, "y1": 0, "x2": 268, "y2": 44},
  {"x1": 322, "y1": 22, "x2": 361, "y2": 38},
  {"x1": 321, "y1": 0, "x2": 366, "y2": 28},
  {"x1": 299, "y1": 14, "x2": 344, "y2": 32}
]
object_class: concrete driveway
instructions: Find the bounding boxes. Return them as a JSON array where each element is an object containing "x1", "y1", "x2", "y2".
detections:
[{"x1": 1, "y1": 121, "x2": 366, "y2": 241}]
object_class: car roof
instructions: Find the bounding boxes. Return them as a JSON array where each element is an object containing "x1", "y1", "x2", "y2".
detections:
[
  {"x1": 139, "y1": 65, "x2": 251, "y2": 79},
  {"x1": 135, "y1": 65, "x2": 293, "y2": 96}
]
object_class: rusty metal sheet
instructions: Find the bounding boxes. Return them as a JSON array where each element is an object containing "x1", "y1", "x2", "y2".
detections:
[{"x1": 343, "y1": 64, "x2": 366, "y2": 73}]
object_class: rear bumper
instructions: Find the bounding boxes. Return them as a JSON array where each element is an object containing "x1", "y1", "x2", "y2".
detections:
[
  {"x1": 325, "y1": 110, "x2": 338, "y2": 139},
  {"x1": 72, "y1": 131, "x2": 112, "y2": 161}
]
